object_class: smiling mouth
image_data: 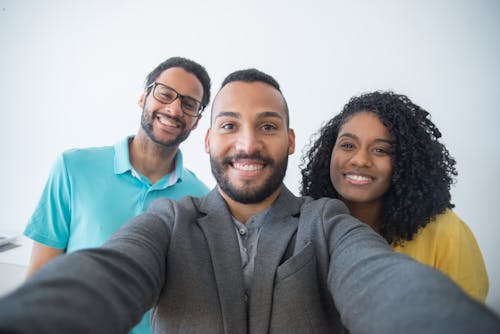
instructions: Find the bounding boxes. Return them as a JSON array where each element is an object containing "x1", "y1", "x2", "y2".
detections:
[
  {"x1": 224, "y1": 154, "x2": 271, "y2": 173},
  {"x1": 156, "y1": 113, "x2": 180, "y2": 128},
  {"x1": 232, "y1": 162, "x2": 264, "y2": 171},
  {"x1": 345, "y1": 173, "x2": 373, "y2": 185}
]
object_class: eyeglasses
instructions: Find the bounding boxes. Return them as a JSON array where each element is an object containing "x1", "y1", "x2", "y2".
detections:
[{"x1": 146, "y1": 82, "x2": 204, "y2": 117}]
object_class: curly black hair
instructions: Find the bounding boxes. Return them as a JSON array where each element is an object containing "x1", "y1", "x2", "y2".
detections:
[{"x1": 300, "y1": 91, "x2": 457, "y2": 245}]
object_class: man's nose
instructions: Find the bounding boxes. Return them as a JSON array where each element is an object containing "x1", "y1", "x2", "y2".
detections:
[
  {"x1": 235, "y1": 128, "x2": 263, "y2": 154},
  {"x1": 164, "y1": 97, "x2": 184, "y2": 117}
]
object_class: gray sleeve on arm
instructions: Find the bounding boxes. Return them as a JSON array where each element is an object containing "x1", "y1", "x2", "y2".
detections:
[
  {"x1": 321, "y1": 199, "x2": 500, "y2": 334},
  {"x1": 0, "y1": 212, "x2": 170, "y2": 334}
]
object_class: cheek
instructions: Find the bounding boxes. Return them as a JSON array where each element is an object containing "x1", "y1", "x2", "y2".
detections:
[
  {"x1": 142, "y1": 96, "x2": 156, "y2": 110},
  {"x1": 186, "y1": 118, "x2": 198, "y2": 130},
  {"x1": 380, "y1": 159, "x2": 393, "y2": 187},
  {"x1": 207, "y1": 138, "x2": 226, "y2": 157},
  {"x1": 329, "y1": 155, "x2": 342, "y2": 186}
]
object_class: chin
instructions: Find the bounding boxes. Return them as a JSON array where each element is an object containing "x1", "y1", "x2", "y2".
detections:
[{"x1": 340, "y1": 193, "x2": 373, "y2": 204}]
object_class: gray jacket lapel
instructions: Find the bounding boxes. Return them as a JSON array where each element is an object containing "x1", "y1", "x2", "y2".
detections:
[
  {"x1": 248, "y1": 187, "x2": 304, "y2": 333},
  {"x1": 197, "y1": 189, "x2": 247, "y2": 333}
]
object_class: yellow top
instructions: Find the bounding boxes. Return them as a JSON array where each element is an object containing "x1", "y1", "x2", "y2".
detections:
[{"x1": 393, "y1": 209, "x2": 489, "y2": 302}]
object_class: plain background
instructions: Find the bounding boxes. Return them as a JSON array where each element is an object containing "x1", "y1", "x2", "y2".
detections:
[{"x1": 1, "y1": 0, "x2": 499, "y2": 314}]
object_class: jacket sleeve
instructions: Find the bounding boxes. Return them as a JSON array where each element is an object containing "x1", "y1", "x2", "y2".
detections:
[
  {"x1": 393, "y1": 209, "x2": 489, "y2": 302},
  {"x1": 319, "y1": 199, "x2": 500, "y2": 334},
  {"x1": 0, "y1": 210, "x2": 170, "y2": 334}
]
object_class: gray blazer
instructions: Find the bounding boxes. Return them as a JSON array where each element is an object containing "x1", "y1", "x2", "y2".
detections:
[{"x1": 0, "y1": 187, "x2": 499, "y2": 334}]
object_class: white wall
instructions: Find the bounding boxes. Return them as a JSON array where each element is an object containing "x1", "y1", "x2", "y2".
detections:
[{"x1": 1, "y1": 0, "x2": 499, "y2": 314}]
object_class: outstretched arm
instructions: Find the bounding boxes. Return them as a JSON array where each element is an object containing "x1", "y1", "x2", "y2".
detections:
[
  {"x1": 320, "y1": 199, "x2": 500, "y2": 334},
  {"x1": 0, "y1": 212, "x2": 169, "y2": 334}
]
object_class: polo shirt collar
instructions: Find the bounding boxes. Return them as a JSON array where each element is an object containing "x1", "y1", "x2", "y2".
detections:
[
  {"x1": 114, "y1": 136, "x2": 133, "y2": 174},
  {"x1": 113, "y1": 136, "x2": 183, "y2": 186}
]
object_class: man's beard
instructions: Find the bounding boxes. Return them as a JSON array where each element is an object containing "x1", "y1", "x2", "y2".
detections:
[
  {"x1": 141, "y1": 109, "x2": 190, "y2": 147},
  {"x1": 210, "y1": 153, "x2": 288, "y2": 204}
]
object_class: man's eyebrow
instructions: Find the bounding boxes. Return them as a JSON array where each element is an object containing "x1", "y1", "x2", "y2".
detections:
[
  {"x1": 256, "y1": 111, "x2": 285, "y2": 121},
  {"x1": 214, "y1": 111, "x2": 240, "y2": 120},
  {"x1": 214, "y1": 111, "x2": 284, "y2": 121}
]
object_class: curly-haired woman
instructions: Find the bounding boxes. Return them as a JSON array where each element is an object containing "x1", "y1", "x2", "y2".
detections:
[{"x1": 300, "y1": 91, "x2": 489, "y2": 302}]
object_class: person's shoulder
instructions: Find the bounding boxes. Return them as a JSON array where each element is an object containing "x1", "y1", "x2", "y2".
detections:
[
  {"x1": 148, "y1": 193, "x2": 204, "y2": 214},
  {"x1": 432, "y1": 209, "x2": 462, "y2": 223},
  {"x1": 420, "y1": 209, "x2": 469, "y2": 238},
  {"x1": 60, "y1": 144, "x2": 114, "y2": 162},
  {"x1": 298, "y1": 197, "x2": 353, "y2": 232},
  {"x1": 301, "y1": 196, "x2": 350, "y2": 215},
  {"x1": 49, "y1": 144, "x2": 116, "y2": 177},
  {"x1": 178, "y1": 168, "x2": 210, "y2": 194},
  {"x1": 180, "y1": 167, "x2": 206, "y2": 183},
  {"x1": 146, "y1": 194, "x2": 206, "y2": 228}
]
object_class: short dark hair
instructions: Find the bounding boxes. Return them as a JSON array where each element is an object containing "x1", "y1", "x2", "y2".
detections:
[
  {"x1": 145, "y1": 56, "x2": 211, "y2": 110},
  {"x1": 215, "y1": 68, "x2": 289, "y2": 126},
  {"x1": 300, "y1": 91, "x2": 457, "y2": 245}
]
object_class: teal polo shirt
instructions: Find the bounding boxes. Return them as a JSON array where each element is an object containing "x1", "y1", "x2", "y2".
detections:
[
  {"x1": 24, "y1": 136, "x2": 210, "y2": 252},
  {"x1": 24, "y1": 136, "x2": 210, "y2": 333},
  {"x1": 24, "y1": 138, "x2": 209, "y2": 334}
]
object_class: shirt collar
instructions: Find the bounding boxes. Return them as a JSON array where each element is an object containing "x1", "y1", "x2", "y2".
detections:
[
  {"x1": 114, "y1": 136, "x2": 134, "y2": 174},
  {"x1": 113, "y1": 135, "x2": 184, "y2": 186},
  {"x1": 168, "y1": 150, "x2": 183, "y2": 185}
]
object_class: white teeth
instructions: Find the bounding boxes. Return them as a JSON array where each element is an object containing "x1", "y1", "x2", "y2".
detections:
[
  {"x1": 346, "y1": 174, "x2": 371, "y2": 181},
  {"x1": 233, "y1": 163, "x2": 263, "y2": 171},
  {"x1": 157, "y1": 114, "x2": 180, "y2": 128}
]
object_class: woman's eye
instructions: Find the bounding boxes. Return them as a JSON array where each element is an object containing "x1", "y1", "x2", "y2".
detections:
[
  {"x1": 373, "y1": 147, "x2": 390, "y2": 155},
  {"x1": 339, "y1": 142, "x2": 354, "y2": 150}
]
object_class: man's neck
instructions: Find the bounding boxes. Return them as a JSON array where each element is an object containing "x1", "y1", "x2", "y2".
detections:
[
  {"x1": 219, "y1": 186, "x2": 282, "y2": 223},
  {"x1": 128, "y1": 131, "x2": 178, "y2": 184}
]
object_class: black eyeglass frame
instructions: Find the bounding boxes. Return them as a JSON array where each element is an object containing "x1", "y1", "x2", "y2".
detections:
[{"x1": 146, "y1": 82, "x2": 205, "y2": 117}]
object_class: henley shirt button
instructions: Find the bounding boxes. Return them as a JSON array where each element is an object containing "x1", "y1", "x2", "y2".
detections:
[{"x1": 239, "y1": 228, "x2": 246, "y2": 236}]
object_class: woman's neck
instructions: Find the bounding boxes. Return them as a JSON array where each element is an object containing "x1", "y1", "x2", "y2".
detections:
[{"x1": 345, "y1": 200, "x2": 382, "y2": 233}]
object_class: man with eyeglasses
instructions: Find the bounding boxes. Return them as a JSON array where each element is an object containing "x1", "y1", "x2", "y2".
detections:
[
  {"x1": 2, "y1": 68, "x2": 499, "y2": 333},
  {"x1": 22, "y1": 56, "x2": 211, "y2": 334}
]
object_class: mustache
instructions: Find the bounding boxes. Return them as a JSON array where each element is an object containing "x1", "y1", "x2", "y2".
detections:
[{"x1": 222, "y1": 153, "x2": 273, "y2": 166}]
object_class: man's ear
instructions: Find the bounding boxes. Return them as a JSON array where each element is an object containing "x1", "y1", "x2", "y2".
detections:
[
  {"x1": 204, "y1": 128, "x2": 211, "y2": 153},
  {"x1": 138, "y1": 90, "x2": 147, "y2": 108},
  {"x1": 288, "y1": 128, "x2": 296, "y2": 155}
]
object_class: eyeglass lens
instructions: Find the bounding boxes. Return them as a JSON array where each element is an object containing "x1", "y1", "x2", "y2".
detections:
[{"x1": 153, "y1": 84, "x2": 201, "y2": 116}]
